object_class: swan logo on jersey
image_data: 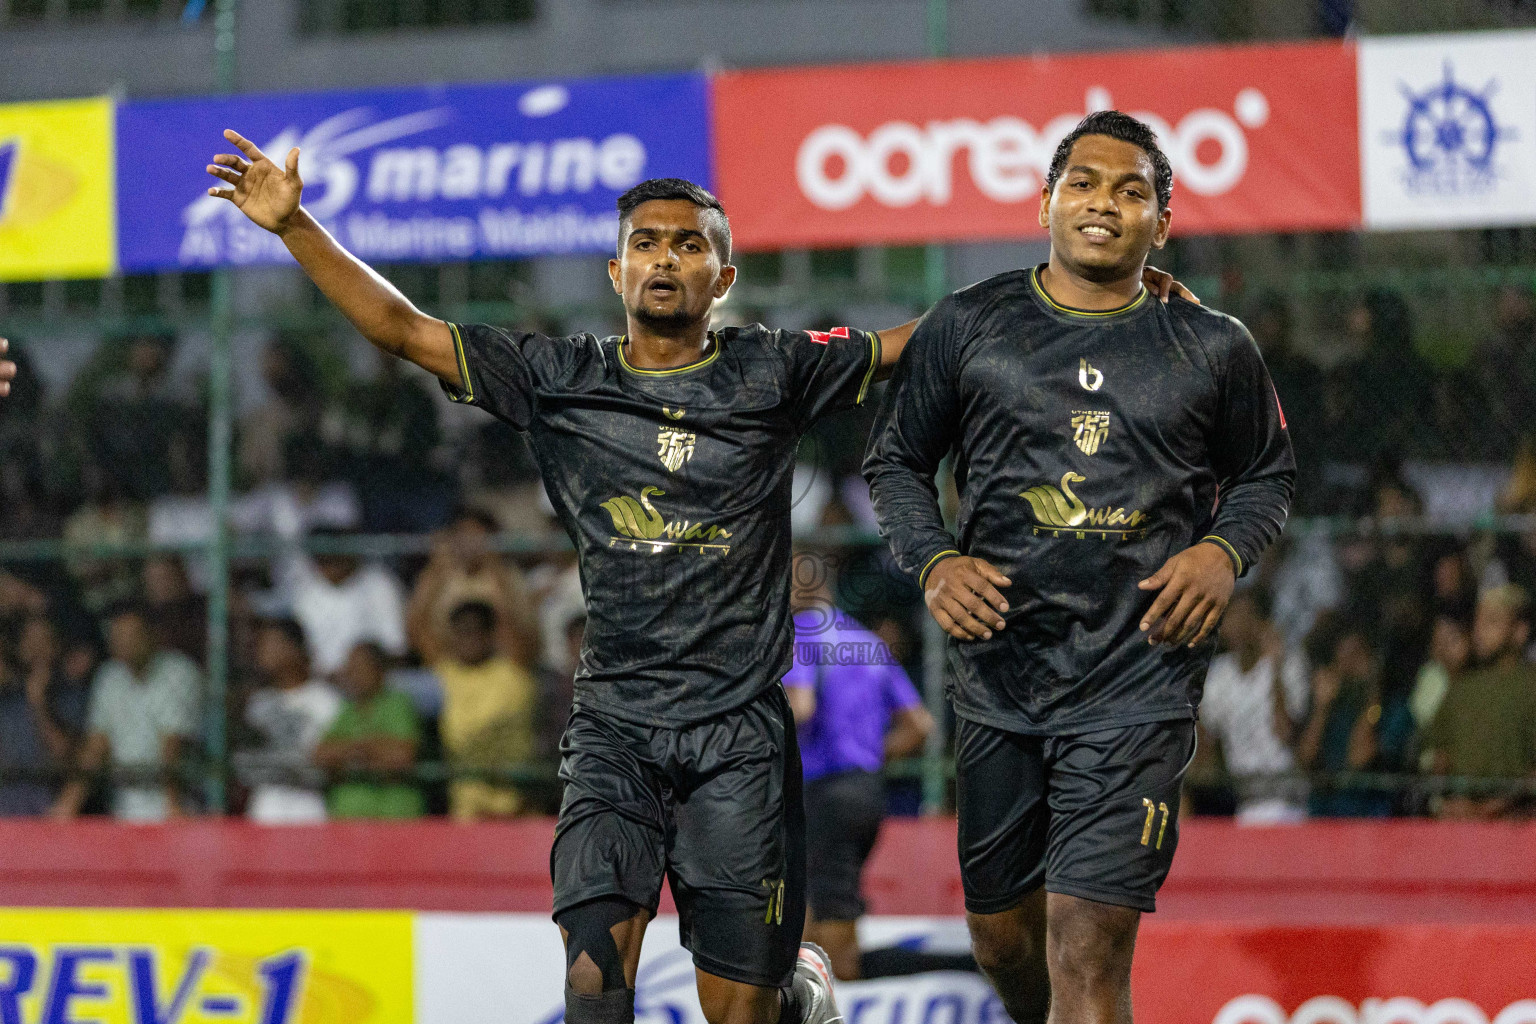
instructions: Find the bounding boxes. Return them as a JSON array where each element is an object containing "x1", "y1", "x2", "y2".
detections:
[
  {"x1": 1021, "y1": 472, "x2": 1148, "y2": 539},
  {"x1": 601, "y1": 486, "x2": 732, "y2": 554},
  {"x1": 1079, "y1": 358, "x2": 1105, "y2": 392},
  {"x1": 1071, "y1": 410, "x2": 1111, "y2": 455}
]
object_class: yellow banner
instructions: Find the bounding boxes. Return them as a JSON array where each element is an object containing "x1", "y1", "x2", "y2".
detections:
[
  {"x1": 0, "y1": 97, "x2": 116, "y2": 280},
  {"x1": 0, "y1": 908, "x2": 412, "y2": 1024}
]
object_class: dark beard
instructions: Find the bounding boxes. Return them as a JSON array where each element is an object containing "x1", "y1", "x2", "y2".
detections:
[{"x1": 631, "y1": 304, "x2": 697, "y2": 332}]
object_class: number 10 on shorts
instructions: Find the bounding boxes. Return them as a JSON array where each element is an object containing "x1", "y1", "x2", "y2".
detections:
[{"x1": 1140, "y1": 798, "x2": 1169, "y2": 850}]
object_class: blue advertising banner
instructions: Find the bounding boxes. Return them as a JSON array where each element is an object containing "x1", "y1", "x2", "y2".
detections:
[{"x1": 116, "y1": 73, "x2": 711, "y2": 271}]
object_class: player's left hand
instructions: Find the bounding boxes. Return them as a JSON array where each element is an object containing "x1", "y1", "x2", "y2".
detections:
[
  {"x1": 0, "y1": 337, "x2": 15, "y2": 398},
  {"x1": 1137, "y1": 542, "x2": 1235, "y2": 647},
  {"x1": 1142, "y1": 266, "x2": 1199, "y2": 305}
]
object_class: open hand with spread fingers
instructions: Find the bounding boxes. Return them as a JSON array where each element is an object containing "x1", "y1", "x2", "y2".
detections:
[
  {"x1": 0, "y1": 338, "x2": 14, "y2": 398},
  {"x1": 1138, "y1": 541, "x2": 1236, "y2": 648},
  {"x1": 924, "y1": 555, "x2": 1012, "y2": 642},
  {"x1": 205, "y1": 129, "x2": 304, "y2": 235}
]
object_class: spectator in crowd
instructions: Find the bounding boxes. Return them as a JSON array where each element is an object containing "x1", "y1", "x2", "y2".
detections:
[
  {"x1": 1199, "y1": 589, "x2": 1310, "y2": 823},
  {"x1": 143, "y1": 556, "x2": 206, "y2": 666},
  {"x1": 1334, "y1": 290, "x2": 1433, "y2": 461},
  {"x1": 1247, "y1": 294, "x2": 1325, "y2": 511},
  {"x1": 77, "y1": 331, "x2": 197, "y2": 502},
  {"x1": 421, "y1": 600, "x2": 537, "y2": 821},
  {"x1": 784, "y1": 551, "x2": 934, "y2": 981},
  {"x1": 314, "y1": 641, "x2": 423, "y2": 819},
  {"x1": 330, "y1": 350, "x2": 449, "y2": 532},
  {"x1": 52, "y1": 603, "x2": 203, "y2": 821},
  {"x1": 237, "y1": 333, "x2": 326, "y2": 488},
  {"x1": 1296, "y1": 617, "x2": 1397, "y2": 817},
  {"x1": 239, "y1": 437, "x2": 362, "y2": 540},
  {"x1": 1478, "y1": 286, "x2": 1536, "y2": 457},
  {"x1": 0, "y1": 616, "x2": 90, "y2": 816},
  {"x1": 284, "y1": 528, "x2": 407, "y2": 676},
  {"x1": 235, "y1": 617, "x2": 342, "y2": 824},
  {"x1": 0, "y1": 341, "x2": 61, "y2": 542},
  {"x1": 60, "y1": 462, "x2": 146, "y2": 615},
  {"x1": 408, "y1": 508, "x2": 541, "y2": 670},
  {"x1": 1410, "y1": 614, "x2": 1472, "y2": 745},
  {"x1": 1422, "y1": 585, "x2": 1536, "y2": 819},
  {"x1": 1343, "y1": 470, "x2": 1432, "y2": 700}
]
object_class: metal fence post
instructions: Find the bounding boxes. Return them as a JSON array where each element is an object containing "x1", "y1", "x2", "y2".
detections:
[{"x1": 203, "y1": 0, "x2": 238, "y2": 813}]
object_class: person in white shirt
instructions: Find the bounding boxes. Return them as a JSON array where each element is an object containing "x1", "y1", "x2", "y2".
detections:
[
  {"x1": 236, "y1": 617, "x2": 342, "y2": 823},
  {"x1": 284, "y1": 527, "x2": 407, "y2": 676},
  {"x1": 1200, "y1": 589, "x2": 1309, "y2": 823},
  {"x1": 52, "y1": 603, "x2": 202, "y2": 822}
]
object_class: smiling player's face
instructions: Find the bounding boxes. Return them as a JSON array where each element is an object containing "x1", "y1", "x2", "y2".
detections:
[
  {"x1": 609, "y1": 199, "x2": 734, "y2": 330},
  {"x1": 1040, "y1": 134, "x2": 1172, "y2": 283}
]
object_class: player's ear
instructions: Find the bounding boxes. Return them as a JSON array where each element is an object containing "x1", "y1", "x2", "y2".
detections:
[
  {"x1": 1038, "y1": 184, "x2": 1052, "y2": 230},
  {"x1": 713, "y1": 263, "x2": 736, "y2": 300},
  {"x1": 1151, "y1": 207, "x2": 1172, "y2": 249},
  {"x1": 607, "y1": 257, "x2": 623, "y2": 295}
]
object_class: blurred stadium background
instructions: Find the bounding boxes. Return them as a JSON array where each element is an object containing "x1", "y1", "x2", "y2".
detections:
[{"x1": 3, "y1": 0, "x2": 1536, "y2": 1021}]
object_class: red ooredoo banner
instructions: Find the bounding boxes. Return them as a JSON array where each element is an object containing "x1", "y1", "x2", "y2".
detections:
[
  {"x1": 712, "y1": 41, "x2": 1361, "y2": 250},
  {"x1": 1134, "y1": 924, "x2": 1536, "y2": 1024}
]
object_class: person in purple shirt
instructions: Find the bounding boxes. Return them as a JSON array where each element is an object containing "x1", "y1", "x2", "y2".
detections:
[{"x1": 783, "y1": 553, "x2": 933, "y2": 981}]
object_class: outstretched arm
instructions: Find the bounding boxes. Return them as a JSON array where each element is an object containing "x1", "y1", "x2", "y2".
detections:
[
  {"x1": 206, "y1": 130, "x2": 459, "y2": 386},
  {"x1": 870, "y1": 266, "x2": 1196, "y2": 382}
]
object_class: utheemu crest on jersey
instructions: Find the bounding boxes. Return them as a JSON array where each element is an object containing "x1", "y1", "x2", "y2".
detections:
[{"x1": 657, "y1": 426, "x2": 696, "y2": 472}]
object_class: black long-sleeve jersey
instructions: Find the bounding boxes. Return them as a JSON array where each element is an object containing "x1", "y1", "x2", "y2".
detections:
[
  {"x1": 864, "y1": 266, "x2": 1294, "y2": 735},
  {"x1": 443, "y1": 321, "x2": 879, "y2": 727}
]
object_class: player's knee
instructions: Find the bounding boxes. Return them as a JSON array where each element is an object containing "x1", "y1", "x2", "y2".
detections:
[
  {"x1": 558, "y1": 897, "x2": 644, "y2": 996},
  {"x1": 967, "y1": 905, "x2": 1043, "y2": 978},
  {"x1": 1045, "y1": 899, "x2": 1137, "y2": 992}
]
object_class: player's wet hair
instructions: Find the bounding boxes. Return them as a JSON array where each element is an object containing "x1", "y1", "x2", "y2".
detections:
[
  {"x1": 1046, "y1": 110, "x2": 1174, "y2": 210},
  {"x1": 616, "y1": 178, "x2": 732, "y2": 264}
]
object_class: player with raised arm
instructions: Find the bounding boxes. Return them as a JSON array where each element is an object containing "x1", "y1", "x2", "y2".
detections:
[
  {"x1": 204, "y1": 127, "x2": 1191, "y2": 1024},
  {"x1": 864, "y1": 111, "x2": 1294, "y2": 1024}
]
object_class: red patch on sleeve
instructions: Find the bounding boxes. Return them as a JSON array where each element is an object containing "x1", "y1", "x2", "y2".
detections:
[
  {"x1": 805, "y1": 326, "x2": 851, "y2": 345},
  {"x1": 1274, "y1": 387, "x2": 1288, "y2": 429}
]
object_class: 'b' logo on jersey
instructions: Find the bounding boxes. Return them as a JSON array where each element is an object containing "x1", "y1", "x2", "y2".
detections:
[{"x1": 1079, "y1": 358, "x2": 1104, "y2": 392}]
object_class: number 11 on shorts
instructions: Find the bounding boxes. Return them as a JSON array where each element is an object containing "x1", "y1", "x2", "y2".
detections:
[{"x1": 1140, "y1": 798, "x2": 1169, "y2": 850}]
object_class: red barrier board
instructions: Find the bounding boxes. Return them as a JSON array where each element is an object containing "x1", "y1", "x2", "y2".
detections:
[
  {"x1": 712, "y1": 41, "x2": 1361, "y2": 250},
  {"x1": 1134, "y1": 924, "x2": 1536, "y2": 1024}
]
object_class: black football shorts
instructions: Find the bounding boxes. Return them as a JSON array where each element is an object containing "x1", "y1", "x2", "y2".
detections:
[
  {"x1": 551, "y1": 685, "x2": 805, "y2": 988},
  {"x1": 804, "y1": 768, "x2": 885, "y2": 922},
  {"x1": 955, "y1": 716, "x2": 1196, "y2": 914}
]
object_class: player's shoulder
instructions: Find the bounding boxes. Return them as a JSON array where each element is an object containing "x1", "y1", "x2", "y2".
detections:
[
  {"x1": 948, "y1": 267, "x2": 1035, "y2": 312},
  {"x1": 1165, "y1": 298, "x2": 1253, "y2": 346}
]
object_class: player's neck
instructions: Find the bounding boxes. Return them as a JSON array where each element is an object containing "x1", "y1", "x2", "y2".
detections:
[
  {"x1": 623, "y1": 320, "x2": 713, "y2": 370},
  {"x1": 1040, "y1": 255, "x2": 1145, "y2": 311}
]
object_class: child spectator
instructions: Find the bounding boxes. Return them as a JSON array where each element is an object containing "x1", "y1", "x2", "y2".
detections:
[
  {"x1": 314, "y1": 642, "x2": 423, "y2": 819},
  {"x1": 423, "y1": 600, "x2": 537, "y2": 822}
]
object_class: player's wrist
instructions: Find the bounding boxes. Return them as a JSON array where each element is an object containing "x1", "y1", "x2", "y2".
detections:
[
  {"x1": 918, "y1": 549, "x2": 962, "y2": 590},
  {"x1": 1197, "y1": 535, "x2": 1242, "y2": 577}
]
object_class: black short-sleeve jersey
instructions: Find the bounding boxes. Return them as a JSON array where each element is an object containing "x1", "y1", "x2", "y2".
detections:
[
  {"x1": 863, "y1": 266, "x2": 1294, "y2": 735},
  {"x1": 444, "y1": 321, "x2": 880, "y2": 726}
]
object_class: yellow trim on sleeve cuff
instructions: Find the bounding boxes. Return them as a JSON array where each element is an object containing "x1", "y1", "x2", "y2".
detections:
[
  {"x1": 918, "y1": 549, "x2": 962, "y2": 588},
  {"x1": 1201, "y1": 535, "x2": 1243, "y2": 576},
  {"x1": 856, "y1": 329, "x2": 882, "y2": 405},
  {"x1": 447, "y1": 322, "x2": 475, "y2": 404}
]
